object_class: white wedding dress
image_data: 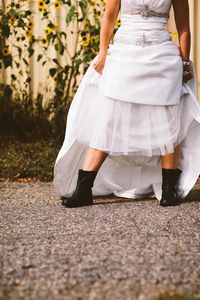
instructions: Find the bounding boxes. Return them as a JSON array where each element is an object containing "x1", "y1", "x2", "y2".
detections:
[{"x1": 53, "y1": 0, "x2": 200, "y2": 201}]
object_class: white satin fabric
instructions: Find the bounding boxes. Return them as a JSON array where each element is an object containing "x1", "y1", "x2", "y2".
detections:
[
  {"x1": 53, "y1": 0, "x2": 200, "y2": 202},
  {"x1": 98, "y1": 40, "x2": 183, "y2": 105},
  {"x1": 98, "y1": 3, "x2": 182, "y2": 105}
]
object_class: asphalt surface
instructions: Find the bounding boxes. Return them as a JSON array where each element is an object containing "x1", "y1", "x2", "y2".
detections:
[{"x1": 0, "y1": 180, "x2": 200, "y2": 300}]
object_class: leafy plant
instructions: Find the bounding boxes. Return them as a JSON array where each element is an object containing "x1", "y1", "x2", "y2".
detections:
[{"x1": 0, "y1": 0, "x2": 121, "y2": 139}]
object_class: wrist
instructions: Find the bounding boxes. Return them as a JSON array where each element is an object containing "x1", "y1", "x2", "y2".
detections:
[
  {"x1": 182, "y1": 60, "x2": 190, "y2": 67},
  {"x1": 98, "y1": 49, "x2": 107, "y2": 56}
]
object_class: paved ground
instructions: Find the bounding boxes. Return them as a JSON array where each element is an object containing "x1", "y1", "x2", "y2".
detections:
[{"x1": 0, "y1": 180, "x2": 200, "y2": 300}]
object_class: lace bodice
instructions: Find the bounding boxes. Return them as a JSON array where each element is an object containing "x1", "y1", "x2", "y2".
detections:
[{"x1": 113, "y1": 0, "x2": 172, "y2": 47}]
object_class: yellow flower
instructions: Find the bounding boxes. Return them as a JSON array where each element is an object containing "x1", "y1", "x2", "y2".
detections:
[
  {"x1": 41, "y1": 37, "x2": 48, "y2": 45},
  {"x1": 25, "y1": 30, "x2": 34, "y2": 42},
  {"x1": 81, "y1": 36, "x2": 89, "y2": 47},
  {"x1": 38, "y1": 0, "x2": 46, "y2": 12},
  {"x1": 116, "y1": 18, "x2": 121, "y2": 27},
  {"x1": 28, "y1": 19, "x2": 34, "y2": 29},
  {"x1": 38, "y1": 0, "x2": 45, "y2": 8},
  {"x1": 9, "y1": 16, "x2": 16, "y2": 25},
  {"x1": 82, "y1": 41, "x2": 89, "y2": 47},
  {"x1": 19, "y1": 69, "x2": 23, "y2": 76},
  {"x1": 90, "y1": 1, "x2": 95, "y2": 7},
  {"x1": 90, "y1": 36, "x2": 96, "y2": 43},
  {"x1": 85, "y1": 20, "x2": 90, "y2": 27},
  {"x1": 171, "y1": 32, "x2": 178, "y2": 39},
  {"x1": 44, "y1": 26, "x2": 52, "y2": 35},
  {"x1": 54, "y1": 23, "x2": 59, "y2": 31},
  {"x1": 54, "y1": 1, "x2": 61, "y2": 9},
  {"x1": 99, "y1": 0, "x2": 105, "y2": 5},
  {"x1": 25, "y1": 30, "x2": 32, "y2": 38},
  {"x1": 2, "y1": 46, "x2": 10, "y2": 56}
]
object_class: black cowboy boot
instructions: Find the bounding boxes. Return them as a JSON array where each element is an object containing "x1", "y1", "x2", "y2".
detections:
[
  {"x1": 160, "y1": 168, "x2": 182, "y2": 207},
  {"x1": 61, "y1": 169, "x2": 98, "y2": 208}
]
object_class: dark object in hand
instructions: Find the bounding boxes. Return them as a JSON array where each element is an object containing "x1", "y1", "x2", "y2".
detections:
[{"x1": 183, "y1": 64, "x2": 193, "y2": 83}]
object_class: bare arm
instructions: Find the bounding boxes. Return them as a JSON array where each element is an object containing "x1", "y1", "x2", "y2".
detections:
[
  {"x1": 172, "y1": 0, "x2": 191, "y2": 62},
  {"x1": 99, "y1": 0, "x2": 121, "y2": 56},
  {"x1": 92, "y1": 0, "x2": 120, "y2": 73},
  {"x1": 172, "y1": 0, "x2": 193, "y2": 82}
]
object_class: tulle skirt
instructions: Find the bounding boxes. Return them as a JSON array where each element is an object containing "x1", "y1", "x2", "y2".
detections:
[
  {"x1": 53, "y1": 43, "x2": 200, "y2": 201},
  {"x1": 76, "y1": 85, "x2": 183, "y2": 156}
]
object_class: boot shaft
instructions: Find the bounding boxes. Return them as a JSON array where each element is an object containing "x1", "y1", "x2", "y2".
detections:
[
  {"x1": 161, "y1": 168, "x2": 181, "y2": 190},
  {"x1": 77, "y1": 169, "x2": 98, "y2": 189}
]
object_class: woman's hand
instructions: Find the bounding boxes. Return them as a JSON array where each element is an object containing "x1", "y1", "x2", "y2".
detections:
[
  {"x1": 92, "y1": 52, "x2": 107, "y2": 74},
  {"x1": 182, "y1": 64, "x2": 193, "y2": 83}
]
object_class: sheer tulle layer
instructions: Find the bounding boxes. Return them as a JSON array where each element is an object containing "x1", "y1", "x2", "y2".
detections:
[
  {"x1": 70, "y1": 62, "x2": 197, "y2": 157},
  {"x1": 53, "y1": 49, "x2": 200, "y2": 201},
  {"x1": 76, "y1": 89, "x2": 181, "y2": 156}
]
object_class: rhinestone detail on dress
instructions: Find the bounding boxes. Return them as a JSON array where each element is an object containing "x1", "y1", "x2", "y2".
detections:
[
  {"x1": 114, "y1": 33, "x2": 171, "y2": 47},
  {"x1": 116, "y1": 1, "x2": 171, "y2": 46},
  {"x1": 135, "y1": 33, "x2": 154, "y2": 47},
  {"x1": 121, "y1": 4, "x2": 169, "y2": 19}
]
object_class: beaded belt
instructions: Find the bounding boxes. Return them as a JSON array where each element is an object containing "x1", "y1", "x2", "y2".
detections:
[{"x1": 113, "y1": 32, "x2": 172, "y2": 47}]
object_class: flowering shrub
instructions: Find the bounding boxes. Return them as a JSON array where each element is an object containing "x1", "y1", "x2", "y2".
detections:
[
  {"x1": 0, "y1": 0, "x2": 121, "y2": 139},
  {"x1": 0, "y1": 0, "x2": 178, "y2": 140}
]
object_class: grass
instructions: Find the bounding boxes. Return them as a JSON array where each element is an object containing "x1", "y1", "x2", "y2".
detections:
[{"x1": 0, "y1": 136, "x2": 62, "y2": 182}]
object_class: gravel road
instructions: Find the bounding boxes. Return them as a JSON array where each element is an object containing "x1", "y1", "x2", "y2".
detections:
[{"x1": 0, "y1": 180, "x2": 200, "y2": 300}]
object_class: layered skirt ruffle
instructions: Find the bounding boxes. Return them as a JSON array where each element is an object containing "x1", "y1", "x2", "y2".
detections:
[
  {"x1": 53, "y1": 42, "x2": 200, "y2": 202},
  {"x1": 76, "y1": 83, "x2": 184, "y2": 157}
]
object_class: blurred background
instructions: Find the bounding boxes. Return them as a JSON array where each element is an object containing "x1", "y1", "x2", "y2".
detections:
[{"x1": 0, "y1": 0, "x2": 199, "y2": 182}]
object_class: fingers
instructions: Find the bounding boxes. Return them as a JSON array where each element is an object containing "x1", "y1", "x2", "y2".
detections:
[
  {"x1": 92, "y1": 60, "x2": 103, "y2": 73},
  {"x1": 93, "y1": 63, "x2": 101, "y2": 73}
]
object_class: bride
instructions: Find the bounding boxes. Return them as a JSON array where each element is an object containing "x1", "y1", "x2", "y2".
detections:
[{"x1": 53, "y1": 0, "x2": 200, "y2": 207}]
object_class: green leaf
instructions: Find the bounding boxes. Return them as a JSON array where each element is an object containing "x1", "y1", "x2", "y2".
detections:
[
  {"x1": 3, "y1": 55, "x2": 13, "y2": 68},
  {"x1": 75, "y1": 58, "x2": 82, "y2": 67},
  {"x1": 11, "y1": 74, "x2": 17, "y2": 81},
  {"x1": 2, "y1": 25, "x2": 10, "y2": 38},
  {"x1": 79, "y1": 0, "x2": 87, "y2": 13},
  {"x1": 60, "y1": 31, "x2": 67, "y2": 38},
  {"x1": 9, "y1": 8, "x2": 16, "y2": 17},
  {"x1": 17, "y1": 47, "x2": 22, "y2": 58},
  {"x1": 4, "y1": 85, "x2": 13, "y2": 98},
  {"x1": 24, "y1": 10, "x2": 32, "y2": 16},
  {"x1": 55, "y1": 42, "x2": 64, "y2": 55},
  {"x1": 37, "y1": 54, "x2": 43, "y2": 62},
  {"x1": 23, "y1": 58, "x2": 29, "y2": 66},
  {"x1": 28, "y1": 46, "x2": 34, "y2": 57},
  {"x1": 52, "y1": 58, "x2": 61, "y2": 66},
  {"x1": 49, "y1": 68, "x2": 57, "y2": 77},
  {"x1": 26, "y1": 77, "x2": 31, "y2": 83},
  {"x1": 66, "y1": 5, "x2": 75, "y2": 25},
  {"x1": 15, "y1": 62, "x2": 20, "y2": 68},
  {"x1": 17, "y1": 18, "x2": 26, "y2": 29}
]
